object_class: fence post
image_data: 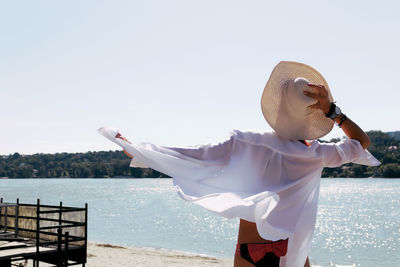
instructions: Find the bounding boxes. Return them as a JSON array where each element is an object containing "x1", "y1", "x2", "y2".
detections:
[
  {"x1": 4, "y1": 205, "x2": 7, "y2": 232},
  {"x1": 64, "y1": 231, "x2": 69, "y2": 266},
  {"x1": 0, "y1": 198, "x2": 2, "y2": 232},
  {"x1": 36, "y1": 198, "x2": 40, "y2": 267},
  {"x1": 15, "y1": 198, "x2": 19, "y2": 237},
  {"x1": 84, "y1": 203, "x2": 88, "y2": 267},
  {"x1": 59, "y1": 201, "x2": 63, "y2": 226},
  {"x1": 57, "y1": 227, "x2": 62, "y2": 267}
]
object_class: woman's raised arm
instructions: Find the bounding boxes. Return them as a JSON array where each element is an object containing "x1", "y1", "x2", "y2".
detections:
[{"x1": 304, "y1": 84, "x2": 371, "y2": 149}]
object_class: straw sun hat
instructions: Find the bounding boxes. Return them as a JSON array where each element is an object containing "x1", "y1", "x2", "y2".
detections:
[{"x1": 261, "y1": 61, "x2": 334, "y2": 141}]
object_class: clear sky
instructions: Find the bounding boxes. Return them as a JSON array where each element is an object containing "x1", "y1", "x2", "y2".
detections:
[{"x1": 1, "y1": 0, "x2": 399, "y2": 155}]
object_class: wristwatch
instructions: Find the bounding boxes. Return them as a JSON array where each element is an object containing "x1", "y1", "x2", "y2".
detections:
[{"x1": 325, "y1": 103, "x2": 342, "y2": 120}]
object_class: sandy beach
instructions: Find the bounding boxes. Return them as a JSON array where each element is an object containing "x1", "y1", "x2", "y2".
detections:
[
  {"x1": 86, "y1": 243, "x2": 233, "y2": 267},
  {"x1": 16, "y1": 242, "x2": 233, "y2": 267}
]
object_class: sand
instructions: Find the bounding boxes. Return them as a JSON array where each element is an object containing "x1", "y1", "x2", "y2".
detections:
[
  {"x1": 86, "y1": 243, "x2": 233, "y2": 267},
  {"x1": 15, "y1": 242, "x2": 233, "y2": 267}
]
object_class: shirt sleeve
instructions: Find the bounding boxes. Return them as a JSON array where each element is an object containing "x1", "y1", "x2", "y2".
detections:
[
  {"x1": 98, "y1": 127, "x2": 237, "y2": 178},
  {"x1": 162, "y1": 136, "x2": 235, "y2": 162},
  {"x1": 318, "y1": 138, "x2": 381, "y2": 168},
  {"x1": 130, "y1": 134, "x2": 236, "y2": 168}
]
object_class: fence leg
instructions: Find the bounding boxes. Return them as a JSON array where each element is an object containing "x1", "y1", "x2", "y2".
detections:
[
  {"x1": 36, "y1": 199, "x2": 40, "y2": 267},
  {"x1": 57, "y1": 228, "x2": 62, "y2": 267},
  {"x1": 64, "y1": 231, "x2": 69, "y2": 266},
  {"x1": 15, "y1": 198, "x2": 19, "y2": 238}
]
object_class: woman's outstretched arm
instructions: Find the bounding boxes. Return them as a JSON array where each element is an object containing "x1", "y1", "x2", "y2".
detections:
[{"x1": 304, "y1": 84, "x2": 371, "y2": 149}]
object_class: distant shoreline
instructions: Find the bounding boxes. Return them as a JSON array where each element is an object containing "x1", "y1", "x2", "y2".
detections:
[
  {"x1": 0, "y1": 176, "x2": 170, "y2": 179},
  {"x1": 1, "y1": 177, "x2": 399, "y2": 179},
  {"x1": 1, "y1": 131, "x2": 399, "y2": 178}
]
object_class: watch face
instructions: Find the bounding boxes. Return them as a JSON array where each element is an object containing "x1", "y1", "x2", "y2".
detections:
[{"x1": 335, "y1": 106, "x2": 341, "y2": 114}]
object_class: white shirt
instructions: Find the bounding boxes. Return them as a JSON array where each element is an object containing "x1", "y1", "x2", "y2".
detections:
[{"x1": 99, "y1": 127, "x2": 380, "y2": 267}]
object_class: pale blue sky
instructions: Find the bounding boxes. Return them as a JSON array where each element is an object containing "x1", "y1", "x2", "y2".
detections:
[{"x1": 1, "y1": 0, "x2": 399, "y2": 155}]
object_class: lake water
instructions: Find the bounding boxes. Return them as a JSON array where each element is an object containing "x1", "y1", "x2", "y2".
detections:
[{"x1": 1, "y1": 178, "x2": 399, "y2": 267}]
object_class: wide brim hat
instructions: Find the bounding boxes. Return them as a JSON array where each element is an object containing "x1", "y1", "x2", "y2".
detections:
[{"x1": 261, "y1": 61, "x2": 334, "y2": 140}]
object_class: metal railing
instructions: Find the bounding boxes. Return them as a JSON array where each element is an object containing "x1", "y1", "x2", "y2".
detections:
[{"x1": 0, "y1": 198, "x2": 87, "y2": 267}]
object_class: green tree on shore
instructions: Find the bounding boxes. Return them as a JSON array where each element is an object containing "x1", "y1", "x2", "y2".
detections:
[
  {"x1": 321, "y1": 130, "x2": 400, "y2": 178},
  {"x1": 0, "y1": 131, "x2": 399, "y2": 178}
]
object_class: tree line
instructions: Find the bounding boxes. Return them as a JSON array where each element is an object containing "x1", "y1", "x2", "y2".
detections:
[
  {"x1": 0, "y1": 131, "x2": 399, "y2": 178},
  {"x1": 0, "y1": 151, "x2": 166, "y2": 178},
  {"x1": 322, "y1": 131, "x2": 400, "y2": 178}
]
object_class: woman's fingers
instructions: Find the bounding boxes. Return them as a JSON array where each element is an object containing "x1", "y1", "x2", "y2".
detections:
[
  {"x1": 308, "y1": 83, "x2": 323, "y2": 88},
  {"x1": 117, "y1": 133, "x2": 134, "y2": 158},
  {"x1": 115, "y1": 133, "x2": 132, "y2": 144},
  {"x1": 306, "y1": 83, "x2": 332, "y2": 113},
  {"x1": 307, "y1": 83, "x2": 328, "y2": 96},
  {"x1": 307, "y1": 102, "x2": 320, "y2": 109},
  {"x1": 303, "y1": 90, "x2": 322, "y2": 100}
]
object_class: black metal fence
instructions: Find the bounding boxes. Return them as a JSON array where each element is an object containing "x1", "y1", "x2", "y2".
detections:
[{"x1": 0, "y1": 198, "x2": 87, "y2": 267}]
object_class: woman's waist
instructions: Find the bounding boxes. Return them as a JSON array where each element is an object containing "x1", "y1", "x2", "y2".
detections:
[{"x1": 238, "y1": 219, "x2": 277, "y2": 244}]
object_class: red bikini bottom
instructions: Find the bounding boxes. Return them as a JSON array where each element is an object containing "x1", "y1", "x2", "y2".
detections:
[{"x1": 235, "y1": 239, "x2": 288, "y2": 267}]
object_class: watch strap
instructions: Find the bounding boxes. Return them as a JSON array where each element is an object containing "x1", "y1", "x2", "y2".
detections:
[{"x1": 325, "y1": 103, "x2": 336, "y2": 118}]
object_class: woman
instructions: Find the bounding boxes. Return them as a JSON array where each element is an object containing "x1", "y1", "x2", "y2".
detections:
[{"x1": 99, "y1": 61, "x2": 379, "y2": 267}]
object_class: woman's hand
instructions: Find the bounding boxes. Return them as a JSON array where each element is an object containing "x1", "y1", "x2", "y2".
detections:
[
  {"x1": 303, "y1": 83, "x2": 371, "y2": 149},
  {"x1": 115, "y1": 133, "x2": 135, "y2": 158},
  {"x1": 303, "y1": 83, "x2": 331, "y2": 114}
]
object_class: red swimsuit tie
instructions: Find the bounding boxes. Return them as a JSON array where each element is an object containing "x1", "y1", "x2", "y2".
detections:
[{"x1": 247, "y1": 239, "x2": 288, "y2": 263}]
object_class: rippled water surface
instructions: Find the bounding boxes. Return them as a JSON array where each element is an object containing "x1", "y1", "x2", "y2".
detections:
[
  {"x1": 314, "y1": 179, "x2": 400, "y2": 266},
  {"x1": 1, "y1": 178, "x2": 399, "y2": 266}
]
